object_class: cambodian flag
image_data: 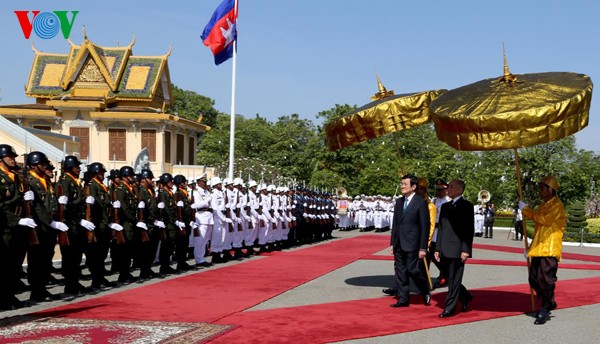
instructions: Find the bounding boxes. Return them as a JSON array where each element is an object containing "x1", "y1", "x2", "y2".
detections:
[{"x1": 201, "y1": 0, "x2": 238, "y2": 65}]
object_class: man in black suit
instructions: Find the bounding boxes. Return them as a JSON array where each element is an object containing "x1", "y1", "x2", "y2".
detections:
[
  {"x1": 389, "y1": 174, "x2": 431, "y2": 308},
  {"x1": 435, "y1": 179, "x2": 474, "y2": 318}
]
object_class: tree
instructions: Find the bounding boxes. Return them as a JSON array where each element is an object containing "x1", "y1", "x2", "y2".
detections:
[{"x1": 170, "y1": 84, "x2": 221, "y2": 128}]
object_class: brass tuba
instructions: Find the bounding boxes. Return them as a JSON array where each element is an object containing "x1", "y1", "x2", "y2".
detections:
[
  {"x1": 477, "y1": 190, "x2": 491, "y2": 203},
  {"x1": 337, "y1": 187, "x2": 348, "y2": 198}
]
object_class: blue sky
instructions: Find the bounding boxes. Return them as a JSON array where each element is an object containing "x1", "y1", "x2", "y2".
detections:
[{"x1": 1, "y1": 1, "x2": 599, "y2": 152}]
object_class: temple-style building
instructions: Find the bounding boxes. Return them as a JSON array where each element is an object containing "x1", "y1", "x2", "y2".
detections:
[{"x1": 0, "y1": 33, "x2": 209, "y2": 174}]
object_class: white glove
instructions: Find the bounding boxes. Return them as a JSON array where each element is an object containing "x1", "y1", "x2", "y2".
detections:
[
  {"x1": 303, "y1": 202, "x2": 307, "y2": 207},
  {"x1": 225, "y1": 218, "x2": 233, "y2": 224},
  {"x1": 18, "y1": 218, "x2": 37, "y2": 228},
  {"x1": 79, "y1": 219, "x2": 96, "y2": 231},
  {"x1": 157, "y1": 202, "x2": 165, "y2": 209},
  {"x1": 153, "y1": 220, "x2": 165, "y2": 228},
  {"x1": 176, "y1": 201, "x2": 184, "y2": 207},
  {"x1": 58, "y1": 196, "x2": 69, "y2": 205},
  {"x1": 112, "y1": 200, "x2": 121, "y2": 209},
  {"x1": 109, "y1": 223, "x2": 123, "y2": 231},
  {"x1": 190, "y1": 203, "x2": 200, "y2": 210},
  {"x1": 189, "y1": 221, "x2": 198, "y2": 229},
  {"x1": 50, "y1": 221, "x2": 68, "y2": 232},
  {"x1": 23, "y1": 190, "x2": 34, "y2": 201},
  {"x1": 292, "y1": 216, "x2": 297, "y2": 221},
  {"x1": 174, "y1": 220, "x2": 186, "y2": 229},
  {"x1": 136, "y1": 222, "x2": 148, "y2": 230},
  {"x1": 518, "y1": 201, "x2": 526, "y2": 210},
  {"x1": 236, "y1": 218, "x2": 242, "y2": 224},
  {"x1": 85, "y1": 196, "x2": 95, "y2": 205},
  {"x1": 138, "y1": 201, "x2": 145, "y2": 209}
]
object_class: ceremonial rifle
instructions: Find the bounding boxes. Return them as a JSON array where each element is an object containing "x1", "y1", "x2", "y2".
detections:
[
  {"x1": 137, "y1": 188, "x2": 149, "y2": 242},
  {"x1": 156, "y1": 189, "x2": 167, "y2": 241},
  {"x1": 235, "y1": 190, "x2": 243, "y2": 232},
  {"x1": 246, "y1": 191, "x2": 253, "y2": 229},
  {"x1": 83, "y1": 184, "x2": 97, "y2": 243},
  {"x1": 55, "y1": 183, "x2": 70, "y2": 247},
  {"x1": 175, "y1": 190, "x2": 186, "y2": 237},
  {"x1": 223, "y1": 189, "x2": 234, "y2": 232},
  {"x1": 111, "y1": 189, "x2": 125, "y2": 244},
  {"x1": 191, "y1": 189, "x2": 199, "y2": 237},
  {"x1": 21, "y1": 153, "x2": 39, "y2": 246}
]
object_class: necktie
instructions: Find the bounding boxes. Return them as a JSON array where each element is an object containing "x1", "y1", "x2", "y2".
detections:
[{"x1": 404, "y1": 200, "x2": 409, "y2": 212}]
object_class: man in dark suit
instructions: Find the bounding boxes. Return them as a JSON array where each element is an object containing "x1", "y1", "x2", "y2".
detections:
[
  {"x1": 389, "y1": 174, "x2": 431, "y2": 308},
  {"x1": 435, "y1": 179, "x2": 474, "y2": 318}
]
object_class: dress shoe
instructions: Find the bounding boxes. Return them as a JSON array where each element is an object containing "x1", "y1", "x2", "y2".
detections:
[
  {"x1": 439, "y1": 310, "x2": 455, "y2": 318},
  {"x1": 176, "y1": 263, "x2": 192, "y2": 272},
  {"x1": 423, "y1": 293, "x2": 431, "y2": 306},
  {"x1": 196, "y1": 261, "x2": 212, "y2": 268},
  {"x1": 461, "y1": 294, "x2": 473, "y2": 312},
  {"x1": 160, "y1": 266, "x2": 178, "y2": 275},
  {"x1": 390, "y1": 301, "x2": 409, "y2": 308},
  {"x1": 534, "y1": 311, "x2": 549, "y2": 325},
  {"x1": 382, "y1": 288, "x2": 398, "y2": 296},
  {"x1": 118, "y1": 274, "x2": 138, "y2": 284}
]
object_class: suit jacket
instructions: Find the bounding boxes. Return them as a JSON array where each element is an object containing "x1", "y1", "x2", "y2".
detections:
[
  {"x1": 436, "y1": 197, "x2": 474, "y2": 258},
  {"x1": 390, "y1": 193, "x2": 430, "y2": 252}
]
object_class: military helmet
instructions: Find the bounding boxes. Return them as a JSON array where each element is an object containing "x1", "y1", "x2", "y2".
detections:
[
  {"x1": 63, "y1": 155, "x2": 82, "y2": 169},
  {"x1": 160, "y1": 173, "x2": 174, "y2": 184},
  {"x1": 26, "y1": 151, "x2": 49, "y2": 166},
  {"x1": 0, "y1": 144, "x2": 18, "y2": 158},
  {"x1": 88, "y1": 162, "x2": 107, "y2": 175},
  {"x1": 109, "y1": 169, "x2": 120, "y2": 180},
  {"x1": 174, "y1": 174, "x2": 187, "y2": 185},
  {"x1": 45, "y1": 161, "x2": 56, "y2": 171},
  {"x1": 140, "y1": 169, "x2": 154, "y2": 179},
  {"x1": 119, "y1": 165, "x2": 135, "y2": 178},
  {"x1": 134, "y1": 174, "x2": 142, "y2": 184}
]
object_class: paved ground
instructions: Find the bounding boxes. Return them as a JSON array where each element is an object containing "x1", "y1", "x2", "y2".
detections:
[{"x1": 2, "y1": 227, "x2": 600, "y2": 344}]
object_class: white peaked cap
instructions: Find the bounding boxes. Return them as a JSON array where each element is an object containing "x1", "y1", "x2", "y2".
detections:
[
  {"x1": 210, "y1": 176, "x2": 222, "y2": 187},
  {"x1": 233, "y1": 177, "x2": 243, "y2": 186},
  {"x1": 223, "y1": 178, "x2": 233, "y2": 185},
  {"x1": 259, "y1": 183, "x2": 268, "y2": 191},
  {"x1": 248, "y1": 180, "x2": 258, "y2": 188}
]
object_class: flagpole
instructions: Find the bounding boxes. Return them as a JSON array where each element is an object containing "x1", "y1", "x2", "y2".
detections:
[{"x1": 227, "y1": 0, "x2": 239, "y2": 181}]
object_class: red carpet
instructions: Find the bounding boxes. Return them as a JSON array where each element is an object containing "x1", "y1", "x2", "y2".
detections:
[
  {"x1": 210, "y1": 276, "x2": 600, "y2": 344},
  {"x1": 473, "y1": 242, "x2": 600, "y2": 263},
  {"x1": 5, "y1": 234, "x2": 598, "y2": 343},
  {"x1": 34, "y1": 235, "x2": 389, "y2": 323},
  {"x1": 362, "y1": 255, "x2": 600, "y2": 270}
]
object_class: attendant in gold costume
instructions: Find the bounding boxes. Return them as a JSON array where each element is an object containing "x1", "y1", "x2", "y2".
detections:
[{"x1": 518, "y1": 176, "x2": 566, "y2": 325}]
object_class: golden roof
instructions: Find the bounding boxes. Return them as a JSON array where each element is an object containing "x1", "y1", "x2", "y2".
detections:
[{"x1": 26, "y1": 35, "x2": 172, "y2": 108}]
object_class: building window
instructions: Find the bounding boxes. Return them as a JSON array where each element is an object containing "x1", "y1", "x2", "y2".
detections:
[
  {"x1": 33, "y1": 125, "x2": 51, "y2": 131},
  {"x1": 108, "y1": 128, "x2": 126, "y2": 161},
  {"x1": 188, "y1": 136, "x2": 195, "y2": 165},
  {"x1": 141, "y1": 129, "x2": 156, "y2": 162},
  {"x1": 70, "y1": 127, "x2": 89, "y2": 159},
  {"x1": 164, "y1": 131, "x2": 171, "y2": 163},
  {"x1": 176, "y1": 134, "x2": 184, "y2": 165}
]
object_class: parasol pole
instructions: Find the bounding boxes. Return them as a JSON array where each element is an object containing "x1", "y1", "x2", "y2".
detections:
[
  {"x1": 514, "y1": 148, "x2": 536, "y2": 311},
  {"x1": 391, "y1": 132, "x2": 406, "y2": 175},
  {"x1": 226, "y1": 0, "x2": 239, "y2": 182}
]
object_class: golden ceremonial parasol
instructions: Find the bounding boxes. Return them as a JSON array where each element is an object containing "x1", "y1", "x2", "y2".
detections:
[
  {"x1": 430, "y1": 48, "x2": 593, "y2": 309},
  {"x1": 325, "y1": 75, "x2": 446, "y2": 174},
  {"x1": 325, "y1": 76, "x2": 446, "y2": 287}
]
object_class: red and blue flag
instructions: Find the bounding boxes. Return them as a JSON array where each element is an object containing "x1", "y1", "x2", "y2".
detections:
[{"x1": 201, "y1": 0, "x2": 238, "y2": 65}]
